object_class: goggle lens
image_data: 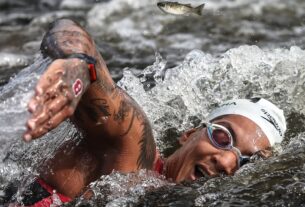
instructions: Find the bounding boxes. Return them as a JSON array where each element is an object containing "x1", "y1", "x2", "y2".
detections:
[
  {"x1": 204, "y1": 122, "x2": 251, "y2": 168},
  {"x1": 212, "y1": 129, "x2": 231, "y2": 147}
]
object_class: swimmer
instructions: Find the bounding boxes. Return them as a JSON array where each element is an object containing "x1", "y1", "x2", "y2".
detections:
[{"x1": 17, "y1": 19, "x2": 286, "y2": 206}]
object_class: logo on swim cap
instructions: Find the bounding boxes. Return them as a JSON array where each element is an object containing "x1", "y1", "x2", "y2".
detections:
[
  {"x1": 207, "y1": 98, "x2": 287, "y2": 146},
  {"x1": 260, "y1": 109, "x2": 283, "y2": 137},
  {"x1": 218, "y1": 102, "x2": 237, "y2": 107}
]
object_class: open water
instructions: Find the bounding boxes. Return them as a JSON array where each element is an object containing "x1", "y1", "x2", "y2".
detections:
[{"x1": 1, "y1": 0, "x2": 305, "y2": 206}]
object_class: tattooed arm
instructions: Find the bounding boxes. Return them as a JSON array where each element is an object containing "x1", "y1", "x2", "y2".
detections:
[{"x1": 24, "y1": 19, "x2": 156, "y2": 170}]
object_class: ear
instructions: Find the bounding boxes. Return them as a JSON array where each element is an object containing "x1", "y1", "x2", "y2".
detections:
[
  {"x1": 179, "y1": 128, "x2": 197, "y2": 145},
  {"x1": 254, "y1": 149, "x2": 273, "y2": 159}
]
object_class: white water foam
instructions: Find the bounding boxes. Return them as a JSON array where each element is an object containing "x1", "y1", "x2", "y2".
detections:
[
  {"x1": 118, "y1": 45, "x2": 305, "y2": 153},
  {"x1": 1, "y1": 45, "x2": 305, "y2": 205}
]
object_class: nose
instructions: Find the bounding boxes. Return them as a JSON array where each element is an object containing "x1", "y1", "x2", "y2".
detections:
[{"x1": 211, "y1": 151, "x2": 239, "y2": 175}]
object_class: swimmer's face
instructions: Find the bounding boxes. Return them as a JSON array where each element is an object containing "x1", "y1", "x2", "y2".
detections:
[{"x1": 164, "y1": 114, "x2": 271, "y2": 182}]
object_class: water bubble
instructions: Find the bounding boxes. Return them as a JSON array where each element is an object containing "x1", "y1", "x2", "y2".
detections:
[
  {"x1": 50, "y1": 190, "x2": 62, "y2": 206},
  {"x1": 102, "y1": 116, "x2": 108, "y2": 122}
]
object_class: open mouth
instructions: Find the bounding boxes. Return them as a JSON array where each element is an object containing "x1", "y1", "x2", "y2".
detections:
[{"x1": 194, "y1": 164, "x2": 209, "y2": 179}]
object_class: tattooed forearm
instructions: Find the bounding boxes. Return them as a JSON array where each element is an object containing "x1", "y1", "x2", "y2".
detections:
[
  {"x1": 111, "y1": 86, "x2": 121, "y2": 100},
  {"x1": 76, "y1": 79, "x2": 156, "y2": 169},
  {"x1": 83, "y1": 99, "x2": 111, "y2": 123},
  {"x1": 49, "y1": 30, "x2": 93, "y2": 45},
  {"x1": 137, "y1": 118, "x2": 156, "y2": 170},
  {"x1": 112, "y1": 87, "x2": 137, "y2": 135},
  {"x1": 40, "y1": 19, "x2": 94, "y2": 59},
  {"x1": 113, "y1": 89, "x2": 156, "y2": 169},
  {"x1": 61, "y1": 39, "x2": 91, "y2": 54},
  {"x1": 114, "y1": 99, "x2": 132, "y2": 122},
  {"x1": 95, "y1": 73, "x2": 115, "y2": 94},
  {"x1": 41, "y1": 29, "x2": 65, "y2": 58},
  {"x1": 118, "y1": 109, "x2": 136, "y2": 137},
  {"x1": 62, "y1": 60, "x2": 89, "y2": 80}
]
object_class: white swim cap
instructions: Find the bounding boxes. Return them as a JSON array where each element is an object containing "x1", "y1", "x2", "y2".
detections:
[{"x1": 206, "y1": 98, "x2": 286, "y2": 146}]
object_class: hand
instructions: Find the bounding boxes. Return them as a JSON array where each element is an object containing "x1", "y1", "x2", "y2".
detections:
[{"x1": 23, "y1": 58, "x2": 91, "y2": 141}]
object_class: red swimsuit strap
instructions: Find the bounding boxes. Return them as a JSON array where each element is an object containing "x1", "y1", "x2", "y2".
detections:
[
  {"x1": 154, "y1": 156, "x2": 164, "y2": 175},
  {"x1": 36, "y1": 178, "x2": 72, "y2": 203}
]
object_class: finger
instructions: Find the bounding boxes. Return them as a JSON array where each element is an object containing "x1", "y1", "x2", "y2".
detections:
[
  {"x1": 48, "y1": 92, "x2": 72, "y2": 114},
  {"x1": 35, "y1": 61, "x2": 66, "y2": 95},
  {"x1": 35, "y1": 73, "x2": 59, "y2": 95},
  {"x1": 27, "y1": 93, "x2": 71, "y2": 130},
  {"x1": 27, "y1": 109, "x2": 50, "y2": 131},
  {"x1": 28, "y1": 97, "x2": 43, "y2": 114},
  {"x1": 28, "y1": 77, "x2": 63, "y2": 115},
  {"x1": 29, "y1": 80, "x2": 67, "y2": 115},
  {"x1": 39, "y1": 79, "x2": 67, "y2": 104},
  {"x1": 24, "y1": 106, "x2": 74, "y2": 140}
]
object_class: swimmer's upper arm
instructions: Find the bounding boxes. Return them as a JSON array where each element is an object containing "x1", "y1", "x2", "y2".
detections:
[{"x1": 73, "y1": 85, "x2": 157, "y2": 170}]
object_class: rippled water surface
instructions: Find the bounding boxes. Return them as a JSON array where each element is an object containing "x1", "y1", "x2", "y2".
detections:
[{"x1": 1, "y1": 0, "x2": 305, "y2": 206}]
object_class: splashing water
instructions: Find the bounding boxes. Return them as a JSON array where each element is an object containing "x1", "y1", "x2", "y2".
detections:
[
  {"x1": 118, "y1": 46, "x2": 305, "y2": 155},
  {"x1": 116, "y1": 46, "x2": 305, "y2": 206},
  {"x1": 1, "y1": 47, "x2": 305, "y2": 206},
  {"x1": 0, "y1": 55, "x2": 84, "y2": 205},
  {"x1": 1, "y1": 0, "x2": 305, "y2": 206},
  {"x1": 67, "y1": 170, "x2": 171, "y2": 207}
]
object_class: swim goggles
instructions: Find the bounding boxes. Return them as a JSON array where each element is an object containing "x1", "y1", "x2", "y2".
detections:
[{"x1": 198, "y1": 122, "x2": 250, "y2": 168}]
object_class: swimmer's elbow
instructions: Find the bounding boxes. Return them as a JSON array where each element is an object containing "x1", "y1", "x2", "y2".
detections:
[{"x1": 40, "y1": 18, "x2": 92, "y2": 59}]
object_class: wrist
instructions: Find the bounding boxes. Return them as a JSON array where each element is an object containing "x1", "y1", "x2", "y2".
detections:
[{"x1": 65, "y1": 53, "x2": 97, "y2": 83}]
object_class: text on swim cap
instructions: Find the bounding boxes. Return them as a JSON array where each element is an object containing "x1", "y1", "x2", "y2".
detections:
[
  {"x1": 219, "y1": 102, "x2": 237, "y2": 107},
  {"x1": 261, "y1": 109, "x2": 283, "y2": 137}
]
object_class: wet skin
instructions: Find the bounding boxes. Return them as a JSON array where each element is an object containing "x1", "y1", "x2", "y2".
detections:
[
  {"x1": 24, "y1": 19, "x2": 157, "y2": 198},
  {"x1": 164, "y1": 115, "x2": 271, "y2": 182},
  {"x1": 23, "y1": 19, "x2": 271, "y2": 198}
]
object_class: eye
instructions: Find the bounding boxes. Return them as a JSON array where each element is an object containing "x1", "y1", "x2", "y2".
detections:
[{"x1": 212, "y1": 129, "x2": 231, "y2": 147}]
